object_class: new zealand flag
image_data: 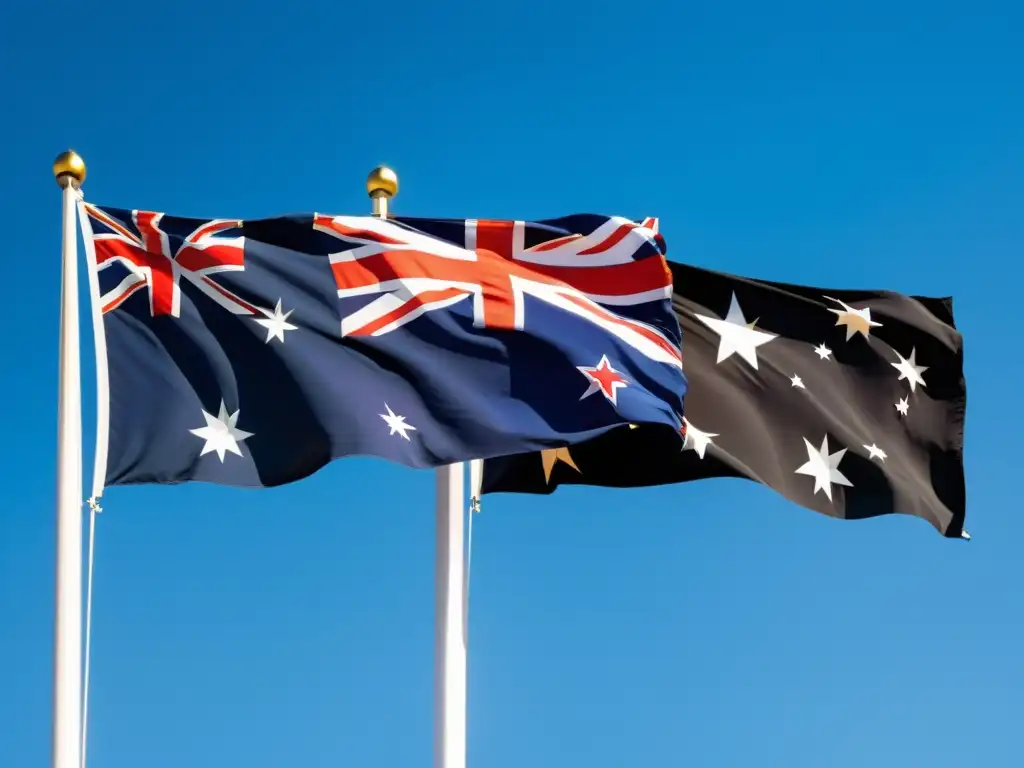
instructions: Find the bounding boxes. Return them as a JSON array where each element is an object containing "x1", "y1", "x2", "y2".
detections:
[{"x1": 79, "y1": 203, "x2": 687, "y2": 489}]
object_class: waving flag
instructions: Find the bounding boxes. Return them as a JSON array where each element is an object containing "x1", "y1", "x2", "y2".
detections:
[
  {"x1": 482, "y1": 260, "x2": 966, "y2": 538},
  {"x1": 80, "y1": 203, "x2": 687, "y2": 490}
]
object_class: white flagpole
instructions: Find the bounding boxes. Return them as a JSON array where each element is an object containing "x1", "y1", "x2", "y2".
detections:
[
  {"x1": 366, "y1": 167, "x2": 467, "y2": 768},
  {"x1": 435, "y1": 460, "x2": 466, "y2": 768},
  {"x1": 52, "y1": 150, "x2": 86, "y2": 768}
]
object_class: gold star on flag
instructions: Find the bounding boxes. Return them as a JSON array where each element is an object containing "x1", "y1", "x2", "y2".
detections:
[
  {"x1": 541, "y1": 447, "x2": 580, "y2": 483},
  {"x1": 825, "y1": 296, "x2": 883, "y2": 341}
]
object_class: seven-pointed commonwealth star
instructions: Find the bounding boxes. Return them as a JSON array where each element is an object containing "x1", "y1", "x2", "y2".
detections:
[
  {"x1": 825, "y1": 296, "x2": 883, "y2": 341},
  {"x1": 253, "y1": 299, "x2": 298, "y2": 343},
  {"x1": 681, "y1": 418, "x2": 717, "y2": 459},
  {"x1": 189, "y1": 401, "x2": 254, "y2": 462},
  {"x1": 794, "y1": 435, "x2": 853, "y2": 502},
  {"x1": 815, "y1": 343, "x2": 833, "y2": 360},
  {"x1": 380, "y1": 403, "x2": 417, "y2": 440},
  {"x1": 896, "y1": 397, "x2": 909, "y2": 416},
  {"x1": 578, "y1": 355, "x2": 629, "y2": 405},
  {"x1": 694, "y1": 292, "x2": 778, "y2": 369},
  {"x1": 891, "y1": 347, "x2": 928, "y2": 392}
]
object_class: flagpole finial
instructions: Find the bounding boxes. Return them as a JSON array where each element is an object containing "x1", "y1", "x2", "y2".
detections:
[
  {"x1": 367, "y1": 165, "x2": 399, "y2": 200},
  {"x1": 53, "y1": 150, "x2": 86, "y2": 188}
]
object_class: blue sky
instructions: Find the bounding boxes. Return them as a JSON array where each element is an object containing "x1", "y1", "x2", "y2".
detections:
[{"x1": 1, "y1": 1, "x2": 1022, "y2": 766}]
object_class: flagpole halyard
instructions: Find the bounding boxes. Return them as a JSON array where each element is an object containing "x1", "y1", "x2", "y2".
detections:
[
  {"x1": 52, "y1": 150, "x2": 86, "y2": 768},
  {"x1": 367, "y1": 166, "x2": 467, "y2": 768}
]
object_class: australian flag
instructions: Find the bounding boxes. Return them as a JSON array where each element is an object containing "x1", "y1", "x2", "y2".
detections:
[{"x1": 79, "y1": 203, "x2": 687, "y2": 489}]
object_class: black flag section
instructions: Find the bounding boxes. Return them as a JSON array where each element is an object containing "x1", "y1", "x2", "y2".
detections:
[{"x1": 482, "y1": 261, "x2": 966, "y2": 538}]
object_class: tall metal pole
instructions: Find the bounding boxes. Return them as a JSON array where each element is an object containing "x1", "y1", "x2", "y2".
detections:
[
  {"x1": 366, "y1": 167, "x2": 467, "y2": 768},
  {"x1": 51, "y1": 150, "x2": 86, "y2": 768},
  {"x1": 434, "y1": 460, "x2": 466, "y2": 768}
]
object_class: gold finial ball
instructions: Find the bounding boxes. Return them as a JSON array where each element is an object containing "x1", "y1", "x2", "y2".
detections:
[
  {"x1": 53, "y1": 150, "x2": 87, "y2": 186},
  {"x1": 366, "y1": 165, "x2": 398, "y2": 199}
]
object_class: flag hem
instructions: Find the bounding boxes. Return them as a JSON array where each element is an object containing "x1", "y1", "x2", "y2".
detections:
[{"x1": 77, "y1": 200, "x2": 110, "y2": 501}]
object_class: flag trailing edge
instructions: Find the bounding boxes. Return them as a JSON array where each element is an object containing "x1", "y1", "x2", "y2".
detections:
[
  {"x1": 76, "y1": 200, "x2": 688, "y2": 497},
  {"x1": 482, "y1": 260, "x2": 967, "y2": 538}
]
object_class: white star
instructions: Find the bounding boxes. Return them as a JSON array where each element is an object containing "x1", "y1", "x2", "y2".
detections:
[
  {"x1": 891, "y1": 347, "x2": 928, "y2": 392},
  {"x1": 825, "y1": 296, "x2": 883, "y2": 341},
  {"x1": 790, "y1": 374, "x2": 805, "y2": 389},
  {"x1": 896, "y1": 397, "x2": 909, "y2": 416},
  {"x1": 253, "y1": 299, "x2": 298, "y2": 343},
  {"x1": 189, "y1": 401, "x2": 254, "y2": 462},
  {"x1": 864, "y1": 443, "x2": 887, "y2": 461},
  {"x1": 815, "y1": 343, "x2": 833, "y2": 360},
  {"x1": 682, "y1": 418, "x2": 718, "y2": 459},
  {"x1": 380, "y1": 403, "x2": 417, "y2": 440},
  {"x1": 794, "y1": 435, "x2": 853, "y2": 502},
  {"x1": 694, "y1": 292, "x2": 777, "y2": 370}
]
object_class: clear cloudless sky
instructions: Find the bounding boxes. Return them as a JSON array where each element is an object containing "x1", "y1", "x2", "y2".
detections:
[{"x1": 1, "y1": 1, "x2": 1021, "y2": 766}]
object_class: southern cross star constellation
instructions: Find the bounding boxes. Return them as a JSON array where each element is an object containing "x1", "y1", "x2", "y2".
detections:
[
  {"x1": 825, "y1": 296, "x2": 883, "y2": 341},
  {"x1": 864, "y1": 443, "x2": 887, "y2": 461},
  {"x1": 681, "y1": 418, "x2": 717, "y2": 459},
  {"x1": 254, "y1": 299, "x2": 298, "y2": 343},
  {"x1": 794, "y1": 434, "x2": 853, "y2": 502},
  {"x1": 380, "y1": 404, "x2": 417, "y2": 440},
  {"x1": 694, "y1": 292, "x2": 778, "y2": 370},
  {"x1": 891, "y1": 347, "x2": 928, "y2": 392}
]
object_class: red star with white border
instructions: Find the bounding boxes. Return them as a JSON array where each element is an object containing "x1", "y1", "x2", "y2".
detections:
[{"x1": 577, "y1": 355, "x2": 629, "y2": 405}]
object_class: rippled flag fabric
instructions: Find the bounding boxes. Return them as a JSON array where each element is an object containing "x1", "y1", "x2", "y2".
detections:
[
  {"x1": 79, "y1": 203, "x2": 687, "y2": 490},
  {"x1": 482, "y1": 260, "x2": 966, "y2": 538}
]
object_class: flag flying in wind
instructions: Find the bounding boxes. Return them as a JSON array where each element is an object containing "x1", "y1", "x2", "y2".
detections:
[
  {"x1": 79, "y1": 203, "x2": 687, "y2": 490},
  {"x1": 482, "y1": 261, "x2": 967, "y2": 538}
]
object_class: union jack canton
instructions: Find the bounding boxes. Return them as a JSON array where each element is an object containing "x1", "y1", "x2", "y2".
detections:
[{"x1": 81, "y1": 202, "x2": 687, "y2": 491}]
